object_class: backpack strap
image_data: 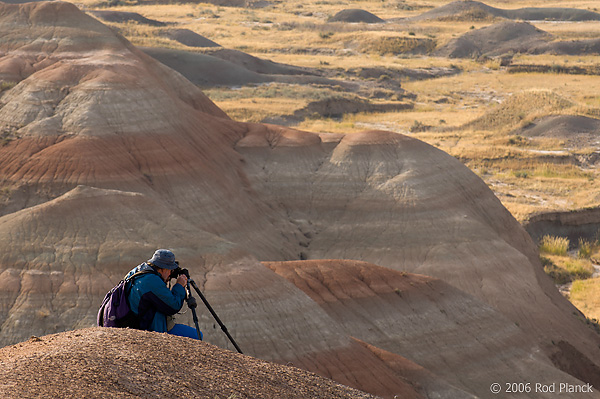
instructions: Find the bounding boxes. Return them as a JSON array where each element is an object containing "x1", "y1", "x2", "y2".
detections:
[{"x1": 124, "y1": 268, "x2": 161, "y2": 296}]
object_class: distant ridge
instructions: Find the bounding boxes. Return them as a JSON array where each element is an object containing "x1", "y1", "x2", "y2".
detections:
[
  {"x1": 411, "y1": 0, "x2": 600, "y2": 22},
  {"x1": 89, "y1": 10, "x2": 166, "y2": 26},
  {"x1": 435, "y1": 21, "x2": 551, "y2": 58}
]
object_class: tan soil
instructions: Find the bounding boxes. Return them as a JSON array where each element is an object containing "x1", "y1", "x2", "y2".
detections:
[{"x1": 0, "y1": 327, "x2": 379, "y2": 399}]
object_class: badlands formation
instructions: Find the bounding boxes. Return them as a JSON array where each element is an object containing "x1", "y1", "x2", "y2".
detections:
[{"x1": 0, "y1": 2, "x2": 599, "y2": 398}]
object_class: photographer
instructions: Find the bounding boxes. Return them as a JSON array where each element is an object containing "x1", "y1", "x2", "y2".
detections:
[{"x1": 125, "y1": 249, "x2": 201, "y2": 340}]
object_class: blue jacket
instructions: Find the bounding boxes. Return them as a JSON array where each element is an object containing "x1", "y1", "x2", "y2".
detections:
[{"x1": 125, "y1": 263, "x2": 187, "y2": 332}]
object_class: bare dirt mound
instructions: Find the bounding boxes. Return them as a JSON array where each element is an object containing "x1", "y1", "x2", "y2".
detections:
[
  {"x1": 436, "y1": 18, "x2": 600, "y2": 57},
  {"x1": 435, "y1": 21, "x2": 552, "y2": 58},
  {"x1": 205, "y1": 48, "x2": 310, "y2": 76},
  {"x1": 140, "y1": 46, "x2": 353, "y2": 89},
  {"x1": 532, "y1": 38, "x2": 600, "y2": 56},
  {"x1": 0, "y1": 328, "x2": 377, "y2": 399},
  {"x1": 89, "y1": 10, "x2": 166, "y2": 26},
  {"x1": 410, "y1": 0, "x2": 503, "y2": 21},
  {"x1": 505, "y1": 7, "x2": 600, "y2": 22},
  {"x1": 139, "y1": 46, "x2": 271, "y2": 86},
  {"x1": 328, "y1": 9, "x2": 385, "y2": 23},
  {"x1": 412, "y1": 1, "x2": 600, "y2": 22},
  {"x1": 513, "y1": 115, "x2": 600, "y2": 147},
  {"x1": 162, "y1": 28, "x2": 221, "y2": 48}
]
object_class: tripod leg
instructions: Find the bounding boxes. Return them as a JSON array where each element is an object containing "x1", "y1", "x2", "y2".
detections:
[
  {"x1": 189, "y1": 279, "x2": 242, "y2": 354},
  {"x1": 185, "y1": 282, "x2": 203, "y2": 341}
]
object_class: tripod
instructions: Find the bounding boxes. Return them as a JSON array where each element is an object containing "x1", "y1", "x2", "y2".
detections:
[{"x1": 182, "y1": 271, "x2": 243, "y2": 354}]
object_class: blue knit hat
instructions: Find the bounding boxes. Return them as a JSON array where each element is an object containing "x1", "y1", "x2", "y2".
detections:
[{"x1": 147, "y1": 249, "x2": 178, "y2": 270}]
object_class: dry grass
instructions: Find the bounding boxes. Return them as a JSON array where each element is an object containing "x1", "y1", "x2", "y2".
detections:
[
  {"x1": 570, "y1": 278, "x2": 600, "y2": 321},
  {"x1": 540, "y1": 235, "x2": 570, "y2": 256},
  {"x1": 542, "y1": 255, "x2": 595, "y2": 283}
]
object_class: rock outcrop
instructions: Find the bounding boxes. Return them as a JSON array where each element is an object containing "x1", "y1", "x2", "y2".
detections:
[{"x1": 524, "y1": 206, "x2": 600, "y2": 245}]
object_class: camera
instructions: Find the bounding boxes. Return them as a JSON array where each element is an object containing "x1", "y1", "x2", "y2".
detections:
[{"x1": 169, "y1": 265, "x2": 190, "y2": 280}]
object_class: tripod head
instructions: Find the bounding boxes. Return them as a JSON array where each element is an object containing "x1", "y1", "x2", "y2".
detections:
[{"x1": 169, "y1": 263, "x2": 190, "y2": 280}]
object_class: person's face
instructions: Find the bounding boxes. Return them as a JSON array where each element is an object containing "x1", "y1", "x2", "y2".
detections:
[{"x1": 157, "y1": 267, "x2": 171, "y2": 282}]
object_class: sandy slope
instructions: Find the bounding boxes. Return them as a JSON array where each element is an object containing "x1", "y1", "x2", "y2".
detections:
[{"x1": 0, "y1": 327, "x2": 378, "y2": 399}]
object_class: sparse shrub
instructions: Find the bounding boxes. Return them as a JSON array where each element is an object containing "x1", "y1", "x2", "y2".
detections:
[
  {"x1": 395, "y1": 1, "x2": 413, "y2": 10},
  {"x1": 409, "y1": 120, "x2": 432, "y2": 133},
  {"x1": 512, "y1": 170, "x2": 530, "y2": 179},
  {"x1": 563, "y1": 258, "x2": 595, "y2": 280},
  {"x1": 507, "y1": 135, "x2": 527, "y2": 146},
  {"x1": 369, "y1": 37, "x2": 436, "y2": 55},
  {"x1": 541, "y1": 256, "x2": 572, "y2": 285},
  {"x1": 520, "y1": 120, "x2": 534, "y2": 129},
  {"x1": 277, "y1": 22, "x2": 297, "y2": 31},
  {"x1": 539, "y1": 235, "x2": 570, "y2": 256},
  {"x1": 0, "y1": 81, "x2": 16, "y2": 92},
  {"x1": 542, "y1": 255, "x2": 595, "y2": 285},
  {"x1": 578, "y1": 238, "x2": 593, "y2": 259}
]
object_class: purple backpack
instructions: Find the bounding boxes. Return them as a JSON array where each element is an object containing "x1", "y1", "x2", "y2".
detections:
[{"x1": 97, "y1": 270, "x2": 151, "y2": 328}]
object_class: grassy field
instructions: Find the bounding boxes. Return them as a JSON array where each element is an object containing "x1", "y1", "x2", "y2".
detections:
[{"x1": 570, "y1": 278, "x2": 600, "y2": 321}]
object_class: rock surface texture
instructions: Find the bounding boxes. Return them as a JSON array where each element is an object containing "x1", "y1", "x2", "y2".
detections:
[
  {"x1": 0, "y1": 327, "x2": 378, "y2": 399},
  {"x1": 0, "y1": 2, "x2": 599, "y2": 399}
]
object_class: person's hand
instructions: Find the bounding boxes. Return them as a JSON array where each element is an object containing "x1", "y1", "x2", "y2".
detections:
[{"x1": 176, "y1": 274, "x2": 188, "y2": 287}]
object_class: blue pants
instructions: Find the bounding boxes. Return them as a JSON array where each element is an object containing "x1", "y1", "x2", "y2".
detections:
[{"x1": 168, "y1": 323, "x2": 202, "y2": 340}]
